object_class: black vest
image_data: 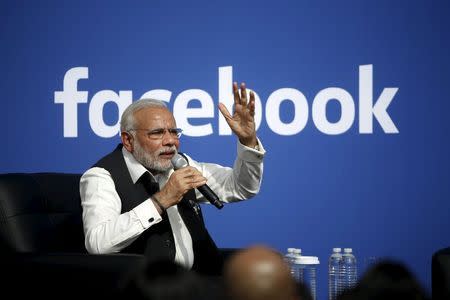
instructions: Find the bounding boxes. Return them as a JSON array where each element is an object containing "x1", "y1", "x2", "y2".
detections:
[{"x1": 93, "y1": 144, "x2": 223, "y2": 275}]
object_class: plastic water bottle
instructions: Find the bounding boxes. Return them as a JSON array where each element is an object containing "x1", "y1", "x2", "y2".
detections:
[
  {"x1": 295, "y1": 256, "x2": 320, "y2": 300},
  {"x1": 286, "y1": 248, "x2": 302, "y2": 282},
  {"x1": 328, "y1": 248, "x2": 342, "y2": 300},
  {"x1": 340, "y1": 248, "x2": 357, "y2": 291},
  {"x1": 285, "y1": 248, "x2": 296, "y2": 276},
  {"x1": 293, "y1": 248, "x2": 303, "y2": 282},
  {"x1": 285, "y1": 248, "x2": 295, "y2": 263}
]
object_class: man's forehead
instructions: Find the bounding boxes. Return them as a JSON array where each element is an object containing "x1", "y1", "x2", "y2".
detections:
[{"x1": 134, "y1": 107, "x2": 176, "y2": 125}]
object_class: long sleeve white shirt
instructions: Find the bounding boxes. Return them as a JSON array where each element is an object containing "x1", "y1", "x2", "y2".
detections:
[{"x1": 80, "y1": 140, "x2": 265, "y2": 269}]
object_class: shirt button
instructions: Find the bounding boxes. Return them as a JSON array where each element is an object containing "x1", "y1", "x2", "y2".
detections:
[{"x1": 148, "y1": 217, "x2": 154, "y2": 222}]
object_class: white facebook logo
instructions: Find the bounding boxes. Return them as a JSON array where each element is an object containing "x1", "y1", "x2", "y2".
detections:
[{"x1": 54, "y1": 65, "x2": 399, "y2": 138}]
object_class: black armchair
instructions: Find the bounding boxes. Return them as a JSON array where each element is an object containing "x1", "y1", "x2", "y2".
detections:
[
  {"x1": 0, "y1": 173, "x2": 145, "y2": 298},
  {"x1": 0, "y1": 173, "x2": 237, "y2": 298},
  {"x1": 432, "y1": 247, "x2": 450, "y2": 300}
]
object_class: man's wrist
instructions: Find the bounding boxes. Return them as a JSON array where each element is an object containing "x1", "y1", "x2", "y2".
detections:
[
  {"x1": 239, "y1": 136, "x2": 258, "y2": 149},
  {"x1": 152, "y1": 194, "x2": 166, "y2": 214}
]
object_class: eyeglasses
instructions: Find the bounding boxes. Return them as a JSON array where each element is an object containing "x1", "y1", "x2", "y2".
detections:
[{"x1": 129, "y1": 128, "x2": 183, "y2": 140}]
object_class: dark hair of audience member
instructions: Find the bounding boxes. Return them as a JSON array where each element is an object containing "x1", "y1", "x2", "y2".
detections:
[
  {"x1": 117, "y1": 259, "x2": 224, "y2": 300},
  {"x1": 337, "y1": 259, "x2": 430, "y2": 300}
]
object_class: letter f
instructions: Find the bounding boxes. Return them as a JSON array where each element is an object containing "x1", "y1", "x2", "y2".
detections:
[{"x1": 54, "y1": 67, "x2": 89, "y2": 137}]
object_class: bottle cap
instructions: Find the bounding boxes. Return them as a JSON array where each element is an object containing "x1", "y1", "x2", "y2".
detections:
[
  {"x1": 294, "y1": 256, "x2": 320, "y2": 265},
  {"x1": 344, "y1": 248, "x2": 353, "y2": 253},
  {"x1": 333, "y1": 248, "x2": 342, "y2": 252}
]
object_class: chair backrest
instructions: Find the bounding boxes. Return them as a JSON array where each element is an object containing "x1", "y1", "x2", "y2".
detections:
[{"x1": 0, "y1": 173, "x2": 86, "y2": 253}]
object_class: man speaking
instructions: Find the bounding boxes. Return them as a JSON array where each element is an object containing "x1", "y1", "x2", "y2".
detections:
[{"x1": 80, "y1": 82, "x2": 265, "y2": 275}]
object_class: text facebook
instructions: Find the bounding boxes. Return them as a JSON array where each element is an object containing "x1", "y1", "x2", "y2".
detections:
[{"x1": 54, "y1": 65, "x2": 399, "y2": 138}]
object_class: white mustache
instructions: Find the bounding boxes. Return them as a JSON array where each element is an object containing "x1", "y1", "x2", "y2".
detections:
[{"x1": 158, "y1": 147, "x2": 177, "y2": 155}]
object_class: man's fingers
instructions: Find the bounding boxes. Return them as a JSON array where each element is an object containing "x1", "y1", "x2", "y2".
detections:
[
  {"x1": 172, "y1": 167, "x2": 207, "y2": 190},
  {"x1": 240, "y1": 82, "x2": 247, "y2": 106},
  {"x1": 177, "y1": 167, "x2": 205, "y2": 181},
  {"x1": 163, "y1": 167, "x2": 208, "y2": 206},
  {"x1": 183, "y1": 173, "x2": 207, "y2": 190},
  {"x1": 218, "y1": 103, "x2": 233, "y2": 120},
  {"x1": 184, "y1": 170, "x2": 206, "y2": 182},
  {"x1": 177, "y1": 166, "x2": 199, "y2": 176},
  {"x1": 190, "y1": 177, "x2": 207, "y2": 188},
  {"x1": 233, "y1": 82, "x2": 240, "y2": 106},
  {"x1": 249, "y1": 91, "x2": 255, "y2": 117}
]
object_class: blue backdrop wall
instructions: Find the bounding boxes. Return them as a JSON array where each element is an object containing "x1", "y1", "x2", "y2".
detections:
[{"x1": 2, "y1": 1, "x2": 449, "y2": 298}]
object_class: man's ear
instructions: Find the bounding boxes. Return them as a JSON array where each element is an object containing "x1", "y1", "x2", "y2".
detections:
[{"x1": 121, "y1": 131, "x2": 134, "y2": 152}]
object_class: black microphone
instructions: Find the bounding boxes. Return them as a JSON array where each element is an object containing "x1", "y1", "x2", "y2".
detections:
[{"x1": 171, "y1": 153, "x2": 224, "y2": 209}]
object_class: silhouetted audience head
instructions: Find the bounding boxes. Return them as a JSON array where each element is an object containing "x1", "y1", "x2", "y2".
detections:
[
  {"x1": 117, "y1": 259, "x2": 223, "y2": 300},
  {"x1": 337, "y1": 259, "x2": 430, "y2": 300},
  {"x1": 223, "y1": 245, "x2": 303, "y2": 300}
]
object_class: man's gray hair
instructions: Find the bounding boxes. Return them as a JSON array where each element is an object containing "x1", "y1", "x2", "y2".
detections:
[{"x1": 120, "y1": 98, "x2": 168, "y2": 132}]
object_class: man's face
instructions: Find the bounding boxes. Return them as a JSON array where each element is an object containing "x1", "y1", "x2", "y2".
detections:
[{"x1": 131, "y1": 107, "x2": 180, "y2": 173}]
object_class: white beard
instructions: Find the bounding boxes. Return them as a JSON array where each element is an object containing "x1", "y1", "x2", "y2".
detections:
[{"x1": 132, "y1": 139, "x2": 176, "y2": 173}]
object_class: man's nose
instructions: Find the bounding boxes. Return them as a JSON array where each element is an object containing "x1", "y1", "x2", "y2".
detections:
[{"x1": 161, "y1": 131, "x2": 177, "y2": 145}]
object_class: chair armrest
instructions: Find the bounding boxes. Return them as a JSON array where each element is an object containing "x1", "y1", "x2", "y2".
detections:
[{"x1": 2, "y1": 252, "x2": 145, "y2": 299}]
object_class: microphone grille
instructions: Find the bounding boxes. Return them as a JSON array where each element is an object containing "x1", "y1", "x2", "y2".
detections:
[{"x1": 171, "y1": 153, "x2": 188, "y2": 170}]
